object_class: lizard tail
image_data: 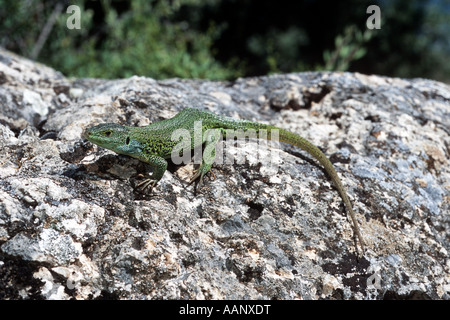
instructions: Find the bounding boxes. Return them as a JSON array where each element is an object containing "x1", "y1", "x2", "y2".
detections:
[
  {"x1": 275, "y1": 127, "x2": 366, "y2": 254},
  {"x1": 224, "y1": 120, "x2": 366, "y2": 254}
]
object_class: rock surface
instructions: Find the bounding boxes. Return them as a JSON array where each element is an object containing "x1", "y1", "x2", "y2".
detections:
[{"x1": 0, "y1": 48, "x2": 449, "y2": 300}]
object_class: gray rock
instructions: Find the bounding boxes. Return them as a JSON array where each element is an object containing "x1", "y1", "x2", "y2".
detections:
[{"x1": 0, "y1": 48, "x2": 449, "y2": 300}]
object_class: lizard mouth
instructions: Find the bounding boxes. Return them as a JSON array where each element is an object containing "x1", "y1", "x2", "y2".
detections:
[
  {"x1": 82, "y1": 128, "x2": 92, "y2": 140},
  {"x1": 82, "y1": 126, "x2": 99, "y2": 142}
]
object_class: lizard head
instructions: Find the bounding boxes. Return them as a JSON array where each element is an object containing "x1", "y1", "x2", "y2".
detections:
[{"x1": 84, "y1": 123, "x2": 141, "y2": 156}]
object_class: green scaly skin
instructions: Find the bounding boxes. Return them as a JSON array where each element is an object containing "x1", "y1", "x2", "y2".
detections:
[{"x1": 84, "y1": 107, "x2": 365, "y2": 254}]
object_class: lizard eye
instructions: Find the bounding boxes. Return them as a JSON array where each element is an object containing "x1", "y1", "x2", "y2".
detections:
[{"x1": 104, "y1": 130, "x2": 112, "y2": 137}]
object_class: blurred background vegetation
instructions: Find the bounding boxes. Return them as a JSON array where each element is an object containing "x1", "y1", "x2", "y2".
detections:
[{"x1": 0, "y1": 0, "x2": 448, "y2": 82}]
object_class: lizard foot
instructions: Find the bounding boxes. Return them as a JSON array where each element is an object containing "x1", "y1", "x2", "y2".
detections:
[
  {"x1": 136, "y1": 178, "x2": 158, "y2": 193},
  {"x1": 189, "y1": 167, "x2": 215, "y2": 193}
]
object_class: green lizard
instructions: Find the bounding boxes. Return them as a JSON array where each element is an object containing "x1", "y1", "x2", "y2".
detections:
[{"x1": 84, "y1": 107, "x2": 365, "y2": 254}]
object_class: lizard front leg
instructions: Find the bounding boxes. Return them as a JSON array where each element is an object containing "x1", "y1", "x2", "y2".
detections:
[
  {"x1": 190, "y1": 128, "x2": 222, "y2": 191},
  {"x1": 135, "y1": 153, "x2": 168, "y2": 192}
]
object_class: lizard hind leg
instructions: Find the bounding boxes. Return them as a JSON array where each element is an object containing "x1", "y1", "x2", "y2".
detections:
[{"x1": 189, "y1": 128, "x2": 221, "y2": 192}]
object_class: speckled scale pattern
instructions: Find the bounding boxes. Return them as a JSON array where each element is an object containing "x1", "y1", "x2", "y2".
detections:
[{"x1": 85, "y1": 107, "x2": 365, "y2": 253}]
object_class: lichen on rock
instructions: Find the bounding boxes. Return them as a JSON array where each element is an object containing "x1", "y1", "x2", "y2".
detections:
[{"x1": 0, "y1": 48, "x2": 449, "y2": 300}]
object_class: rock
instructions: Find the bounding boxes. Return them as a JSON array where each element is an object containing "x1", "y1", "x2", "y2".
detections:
[{"x1": 0, "y1": 48, "x2": 449, "y2": 300}]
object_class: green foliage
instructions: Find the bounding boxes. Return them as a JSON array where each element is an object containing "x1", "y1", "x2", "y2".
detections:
[
  {"x1": 247, "y1": 26, "x2": 309, "y2": 74},
  {"x1": 358, "y1": 0, "x2": 450, "y2": 81},
  {"x1": 48, "y1": 0, "x2": 239, "y2": 79},
  {"x1": 0, "y1": 0, "x2": 45, "y2": 55},
  {"x1": 0, "y1": 0, "x2": 239, "y2": 80},
  {"x1": 322, "y1": 25, "x2": 373, "y2": 72},
  {"x1": 0, "y1": 0, "x2": 448, "y2": 82}
]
